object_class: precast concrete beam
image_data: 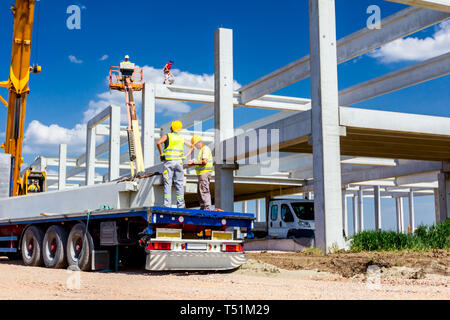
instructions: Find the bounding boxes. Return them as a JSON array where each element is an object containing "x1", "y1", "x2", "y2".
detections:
[
  {"x1": 339, "y1": 52, "x2": 450, "y2": 106},
  {"x1": 238, "y1": 7, "x2": 448, "y2": 103},
  {"x1": 386, "y1": 0, "x2": 450, "y2": 13}
]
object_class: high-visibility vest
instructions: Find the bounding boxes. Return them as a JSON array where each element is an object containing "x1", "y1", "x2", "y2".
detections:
[
  {"x1": 163, "y1": 132, "x2": 184, "y2": 160},
  {"x1": 195, "y1": 145, "x2": 213, "y2": 175},
  {"x1": 28, "y1": 185, "x2": 39, "y2": 192}
]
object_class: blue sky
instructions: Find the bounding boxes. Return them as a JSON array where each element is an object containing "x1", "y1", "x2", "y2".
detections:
[{"x1": 0, "y1": 0, "x2": 448, "y2": 228}]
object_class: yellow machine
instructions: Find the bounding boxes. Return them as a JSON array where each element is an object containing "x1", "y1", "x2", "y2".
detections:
[
  {"x1": 0, "y1": 0, "x2": 43, "y2": 196},
  {"x1": 19, "y1": 166, "x2": 47, "y2": 195}
]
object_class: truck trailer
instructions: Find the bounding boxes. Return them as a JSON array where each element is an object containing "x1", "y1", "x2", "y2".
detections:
[{"x1": 0, "y1": 157, "x2": 253, "y2": 271}]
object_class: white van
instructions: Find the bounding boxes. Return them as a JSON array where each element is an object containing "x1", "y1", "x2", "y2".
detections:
[{"x1": 267, "y1": 198, "x2": 315, "y2": 239}]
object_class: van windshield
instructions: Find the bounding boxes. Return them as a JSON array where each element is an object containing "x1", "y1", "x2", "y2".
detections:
[{"x1": 291, "y1": 202, "x2": 314, "y2": 221}]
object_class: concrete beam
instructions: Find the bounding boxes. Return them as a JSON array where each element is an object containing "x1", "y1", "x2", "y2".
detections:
[
  {"x1": 341, "y1": 161, "x2": 442, "y2": 185},
  {"x1": 386, "y1": 0, "x2": 450, "y2": 13},
  {"x1": 239, "y1": 7, "x2": 448, "y2": 103},
  {"x1": 339, "y1": 52, "x2": 450, "y2": 106},
  {"x1": 309, "y1": 0, "x2": 345, "y2": 252},
  {"x1": 340, "y1": 107, "x2": 450, "y2": 136}
]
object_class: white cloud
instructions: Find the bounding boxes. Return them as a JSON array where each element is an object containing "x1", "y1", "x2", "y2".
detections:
[
  {"x1": 370, "y1": 20, "x2": 450, "y2": 63},
  {"x1": 99, "y1": 54, "x2": 109, "y2": 61},
  {"x1": 22, "y1": 120, "x2": 97, "y2": 155},
  {"x1": 68, "y1": 55, "x2": 83, "y2": 64}
]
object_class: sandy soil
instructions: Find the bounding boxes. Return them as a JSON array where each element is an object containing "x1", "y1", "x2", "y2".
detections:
[
  {"x1": 247, "y1": 249, "x2": 450, "y2": 278},
  {"x1": 0, "y1": 252, "x2": 449, "y2": 300}
]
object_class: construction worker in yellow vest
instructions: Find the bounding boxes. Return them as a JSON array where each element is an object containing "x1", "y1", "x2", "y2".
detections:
[
  {"x1": 186, "y1": 135, "x2": 214, "y2": 210},
  {"x1": 27, "y1": 180, "x2": 40, "y2": 193},
  {"x1": 156, "y1": 120, "x2": 192, "y2": 208}
]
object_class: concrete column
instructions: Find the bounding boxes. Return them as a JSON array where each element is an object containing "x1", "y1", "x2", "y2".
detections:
[
  {"x1": 437, "y1": 172, "x2": 449, "y2": 222},
  {"x1": 396, "y1": 197, "x2": 404, "y2": 233},
  {"x1": 408, "y1": 190, "x2": 415, "y2": 232},
  {"x1": 342, "y1": 190, "x2": 348, "y2": 238},
  {"x1": 108, "y1": 106, "x2": 121, "y2": 181},
  {"x1": 358, "y1": 188, "x2": 364, "y2": 232},
  {"x1": 434, "y1": 188, "x2": 440, "y2": 224},
  {"x1": 214, "y1": 28, "x2": 235, "y2": 212},
  {"x1": 86, "y1": 126, "x2": 96, "y2": 185},
  {"x1": 58, "y1": 144, "x2": 67, "y2": 190},
  {"x1": 374, "y1": 186, "x2": 382, "y2": 230},
  {"x1": 309, "y1": 0, "x2": 344, "y2": 252},
  {"x1": 142, "y1": 83, "x2": 156, "y2": 168},
  {"x1": 256, "y1": 199, "x2": 261, "y2": 222},
  {"x1": 241, "y1": 201, "x2": 248, "y2": 213},
  {"x1": 352, "y1": 195, "x2": 359, "y2": 235}
]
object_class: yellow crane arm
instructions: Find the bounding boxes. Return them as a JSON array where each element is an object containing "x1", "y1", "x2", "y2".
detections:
[{"x1": 2, "y1": 0, "x2": 38, "y2": 196}]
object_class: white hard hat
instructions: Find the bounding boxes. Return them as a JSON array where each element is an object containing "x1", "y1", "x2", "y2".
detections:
[{"x1": 125, "y1": 55, "x2": 130, "y2": 59}]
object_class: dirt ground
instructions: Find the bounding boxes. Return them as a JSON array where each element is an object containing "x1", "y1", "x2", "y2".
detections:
[
  {"x1": 247, "y1": 250, "x2": 450, "y2": 278},
  {"x1": 0, "y1": 251, "x2": 449, "y2": 300}
]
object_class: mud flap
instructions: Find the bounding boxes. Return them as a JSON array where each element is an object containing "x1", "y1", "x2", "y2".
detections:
[{"x1": 145, "y1": 251, "x2": 248, "y2": 271}]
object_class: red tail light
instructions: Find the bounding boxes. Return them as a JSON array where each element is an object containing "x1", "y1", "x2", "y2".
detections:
[
  {"x1": 146, "y1": 242, "x2": 171, "y2": 250},
  {"x1": 222, "y1": 244, "x2": 243, "y2": 252}
]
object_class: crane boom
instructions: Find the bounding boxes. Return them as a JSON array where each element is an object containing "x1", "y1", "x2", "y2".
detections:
[{"x1": 0, "y1": 0, "x2": 39, "y2": 197}]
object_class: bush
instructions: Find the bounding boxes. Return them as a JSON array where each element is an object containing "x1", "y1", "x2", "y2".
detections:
[{"x1": 350, "y1": 219, "x2": 450, "y2": 252}]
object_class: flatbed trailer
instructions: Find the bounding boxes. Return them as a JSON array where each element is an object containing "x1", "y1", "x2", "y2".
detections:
[{"x1": 0, "y1": 206, "x2": 254, "y2": 271}]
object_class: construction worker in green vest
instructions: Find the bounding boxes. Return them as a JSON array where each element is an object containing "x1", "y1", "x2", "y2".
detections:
[
  {"x1": 186, "y1": 135, "x2": 214, "y2": 210},
  {"x1": 156, "y1": 120, "x2": 191, "y2": 208}
]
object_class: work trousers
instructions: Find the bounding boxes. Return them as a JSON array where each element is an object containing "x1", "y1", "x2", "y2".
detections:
[
  {"x1": 197, "y1": 172, "x2": 212, "y2": 210},
  {"x1": 163, "y1": 160, "x2": 185, "y2": 208},
  {"x1": 164, "y1": 72, "x2": 174, "y2": 84}
]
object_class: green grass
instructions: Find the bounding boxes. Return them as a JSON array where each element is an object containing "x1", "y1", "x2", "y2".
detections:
[{"x1": 350, "y1": 219, "x2": 450, "y2": 252}]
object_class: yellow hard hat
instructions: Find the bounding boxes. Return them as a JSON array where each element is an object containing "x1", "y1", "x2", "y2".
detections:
[
  {"x1": 171, "y1": 120, "x2": 182, "y2": 132},
  {"x1": 191, "y1": 135, "x2": 202, "y2": 145}
]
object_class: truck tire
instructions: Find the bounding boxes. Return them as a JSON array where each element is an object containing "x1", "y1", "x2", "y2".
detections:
[
  {"x1": 66, "y1": 223, "x2": 94, "y2": 271},
  {"x1": 43, "y1": 225, "x2": 68, "y2": 269},
  {"x1": 21, "y1": 226, "x2": 44, "y2": 267}
]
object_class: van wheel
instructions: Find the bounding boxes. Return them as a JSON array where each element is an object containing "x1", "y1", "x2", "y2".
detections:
[
  {"x1": 21, "y1": 226, "x2": 44, "y2": 267},
  {"x1": 43, "y1": 225, "x2": 68, "y2": 269},
  {"x1": 66, "y1": 223, "x2": 94, "y2": 271}
]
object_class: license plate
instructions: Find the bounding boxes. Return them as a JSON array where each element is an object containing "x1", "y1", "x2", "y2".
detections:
[{"x1": 185, "y1": 243, "x2": 207, "y2": 250}]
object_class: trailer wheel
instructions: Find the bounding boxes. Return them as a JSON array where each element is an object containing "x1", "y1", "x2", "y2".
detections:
[
  {"x1": 21, "y1": 226, "x2": 44, "y2": 267},
  {"x1": 43, "y1": 225, "x2": 68, "y2": 269},
  {"x1": 66, "y1": 223, "x2": 94, "y2": 271}
]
